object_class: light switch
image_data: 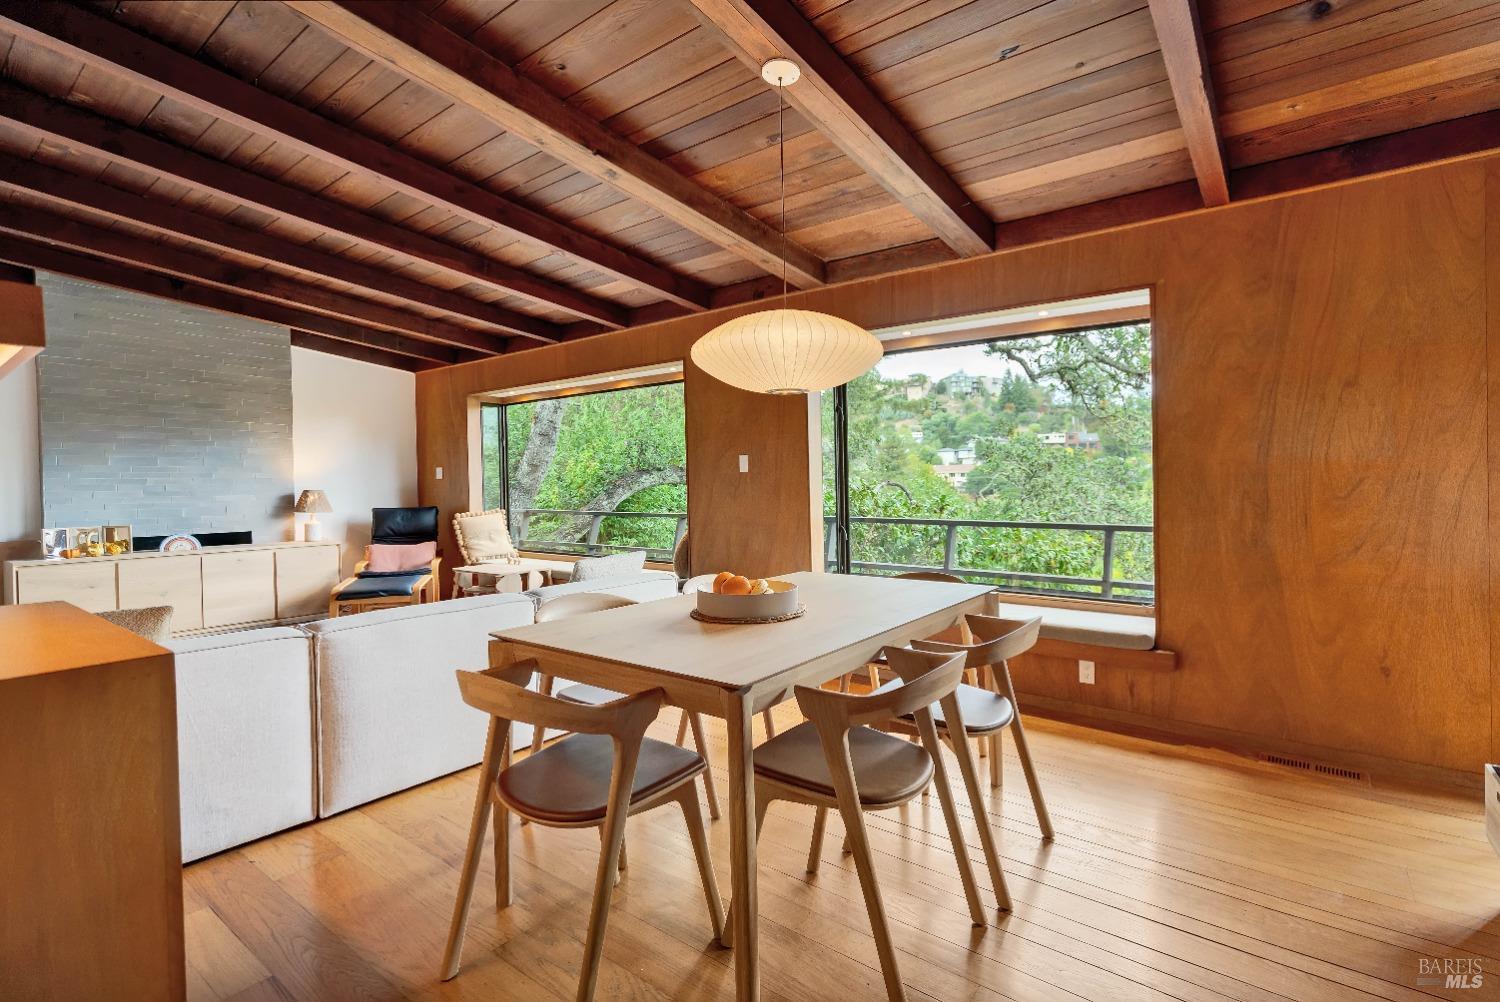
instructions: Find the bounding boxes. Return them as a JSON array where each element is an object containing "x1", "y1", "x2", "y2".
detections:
[
  {"x1": 1079, "y1": 660, "x2": 1095, "y2": 684},
  {"x1": 738, "y1": 454, "x2": 749, "y2": 473},
  {"x1": 435, "y1": 466, "x2": 444, "y2": 480}
]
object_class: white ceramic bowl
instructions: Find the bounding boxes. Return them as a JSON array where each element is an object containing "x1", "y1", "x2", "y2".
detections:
[{"x1": 695, "y1": 579, "x2": 799, "y2": 621}]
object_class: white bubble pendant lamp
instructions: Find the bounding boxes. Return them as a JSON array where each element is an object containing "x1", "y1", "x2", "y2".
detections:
[{"x1": 690, "y1": 58, "x2": 882, "y2": 395}]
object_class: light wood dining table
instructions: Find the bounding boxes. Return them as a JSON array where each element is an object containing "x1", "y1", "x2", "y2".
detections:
[{"x1": 488, "y1": 570, "x2": 997, "y2": 1001}]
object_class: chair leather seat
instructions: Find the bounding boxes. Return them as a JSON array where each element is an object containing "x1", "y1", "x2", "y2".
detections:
[
  {"x1": 498, "y1": 733, "x2": 704, "y2": 824},
  {"x1": 334, "y1": 572, "x2": 426, "y2": 599},
  {"x1": 753, "y1": 722, "x2": 933, "y2": 806},
  {"x1": 555, "y1": 683, "x2": 625, "y2": 706},
  {"x1": 872, "y1": 679, "x2": 1015, "y2": 734}
]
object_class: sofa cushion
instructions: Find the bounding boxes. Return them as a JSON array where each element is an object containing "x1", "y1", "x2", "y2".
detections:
[
  {"x1": 97, "y1": 605, "x2": 173, "y2": 643},
  {"x1": 367, "y1": 540, "x2": 436, "y2": 572},
  {"x1": 337, "y1": 572, "x2": 427, "y2": 599},
  {"x1": 993, "y1": 602, "x2": 1155, "y2": 651},
  {"x1": 570, "y1": 550, "x2": 646, "y2": 583},
  {"x1": 526, "y1": 570, "x2": 678, "y2": 607},
  {"x1": 304, "y1": 593, "x2": 538, "y2": 816},
  {"x1": 167, "y1": 627, "x2": 315, "y2": 862}
]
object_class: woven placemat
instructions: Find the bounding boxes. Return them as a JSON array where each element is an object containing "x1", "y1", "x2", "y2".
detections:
[{"x1": 690, "y1": 605, "x2": 806, "y2": 625}]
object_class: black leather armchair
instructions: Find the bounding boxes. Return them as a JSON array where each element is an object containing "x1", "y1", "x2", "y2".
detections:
[{"x1": 328, "y1": 506, "x2": 442, "y2": 617}]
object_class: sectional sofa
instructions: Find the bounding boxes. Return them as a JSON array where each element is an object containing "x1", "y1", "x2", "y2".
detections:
[{"x1": 169, "y1": 570, "x2": 678, "y2": 862}]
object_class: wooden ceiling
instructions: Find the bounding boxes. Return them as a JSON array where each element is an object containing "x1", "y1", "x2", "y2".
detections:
[{"x1": 0, "y1": 0, "x2": 1496, "y2": 371}]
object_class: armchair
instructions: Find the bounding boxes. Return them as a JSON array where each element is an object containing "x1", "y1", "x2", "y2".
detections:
[{"x1": 328, "y1": 506, "x2": 442, "y2": 618}]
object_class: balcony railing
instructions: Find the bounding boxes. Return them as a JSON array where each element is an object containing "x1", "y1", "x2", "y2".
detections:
[{"x1": 513, "y1": 508, "x2": 1153, "y2": 603}]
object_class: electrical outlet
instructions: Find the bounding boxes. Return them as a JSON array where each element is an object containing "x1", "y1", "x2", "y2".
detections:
[
  {"x1": 1078, "y1": 660, "x2": 1095, "y2": 684},
  {"x1": 435, "y1": 466, "x2": 444, "y2": 480}
]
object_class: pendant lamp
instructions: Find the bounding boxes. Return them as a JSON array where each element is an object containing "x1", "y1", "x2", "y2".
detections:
[{"x1": 690, "y1": 58, "x2": 882, "y2": 395}]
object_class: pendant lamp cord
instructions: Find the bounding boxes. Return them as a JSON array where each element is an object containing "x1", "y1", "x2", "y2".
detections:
[{"x1": 778, "y1": 76, "x2": 787, "y2": 310}]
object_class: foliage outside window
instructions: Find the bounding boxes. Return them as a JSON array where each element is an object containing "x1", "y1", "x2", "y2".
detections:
[
  {"x1": 824, "y1": 323, "x2": 1154, "y2": 603},
  {"x1": 481, "y1": 383, "x2": 687, "y2": 559}
]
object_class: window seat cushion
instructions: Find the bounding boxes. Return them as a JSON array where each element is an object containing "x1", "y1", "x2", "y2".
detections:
[{"x1": 994, "y1": 602, "x2": 1155, "y2": 651}]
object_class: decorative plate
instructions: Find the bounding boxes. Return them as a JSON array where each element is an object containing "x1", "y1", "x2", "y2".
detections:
[{"x1": 159, "y1": 533, "x2": 202, "y2": 553}]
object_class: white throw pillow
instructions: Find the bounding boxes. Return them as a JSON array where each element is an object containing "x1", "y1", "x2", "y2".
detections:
[
  {"x1": 453, "y1": 508, "x2": 517, "y2": 563},
  {"x1": 570, "y1": 550, "x2": 647, "y2": 583}
]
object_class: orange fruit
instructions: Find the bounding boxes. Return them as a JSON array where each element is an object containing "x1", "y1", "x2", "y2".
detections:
[
  {"x1": 713, "y1": 571, "x2": 735, "y2": 594},
  {"x1": 721, "y1": 575, "x2": 752, "y2": 595}
]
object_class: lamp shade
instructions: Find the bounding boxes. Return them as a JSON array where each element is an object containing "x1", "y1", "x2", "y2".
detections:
[
  {"x1": 689, "y1": 307, "x2": 883, "y2": 395},
  {"x1": 294, "y1": 489, "x2": 332, "y2": 514}
]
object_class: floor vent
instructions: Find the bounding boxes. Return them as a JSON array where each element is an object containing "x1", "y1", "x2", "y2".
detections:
[{"x1": 1260, "y1": 753, "x2": 1366, "y2": 782}]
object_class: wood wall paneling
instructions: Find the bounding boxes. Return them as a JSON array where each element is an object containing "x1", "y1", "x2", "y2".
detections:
[{"x1": 418, "y1": 149, "x2": 1500, "y2": 776}]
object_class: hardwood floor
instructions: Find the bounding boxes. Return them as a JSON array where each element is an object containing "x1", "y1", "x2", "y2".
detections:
[{"x1": 183, "y1": 707, "x2": 1500, "y2": 1001}]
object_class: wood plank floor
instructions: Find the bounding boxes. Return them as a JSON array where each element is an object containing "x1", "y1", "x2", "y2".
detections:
[{"x1": 183, "y1": 708, "x2": 1500, "y2": 1001}]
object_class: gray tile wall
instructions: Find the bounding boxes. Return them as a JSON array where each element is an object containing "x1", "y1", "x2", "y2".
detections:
[{"x1": 36, "y1": 274, "x2": 293, "y2": 542}]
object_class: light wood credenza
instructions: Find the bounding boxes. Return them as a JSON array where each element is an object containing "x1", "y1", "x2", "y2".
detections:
[
  {"x1": 3, "y1": 540, "x2": 340, "y2": 634},
  {"x1": 0, "y1": 602, "x2": 186, "y2": 1001}
]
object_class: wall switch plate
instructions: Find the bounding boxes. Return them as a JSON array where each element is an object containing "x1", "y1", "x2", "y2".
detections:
[
  {"x1": 1079, "y1": 660, "x2": 1095, "y2": 684},
  {"x1": 435, "y1": 466, "x2": 443, "y2": 480},
  {"x1": 738, "y1": 454, "x2": 749, "y2": 473}
]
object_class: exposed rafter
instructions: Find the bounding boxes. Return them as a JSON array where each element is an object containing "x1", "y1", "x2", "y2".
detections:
[
  {"x1": 0, "y1": 152, "x2": 559, "y2": 345},
  {"x1": 686, "y1": 0, "x2": 993, "y2": 257},
  {"x1": 284, "y1": 0, "x2": 828, "y2": 289},
  {"x1": 1147, "y1": 0, "x2": 1230, "y2": 207},
  {"x1": 291, "y1": 330, "x2": 439, "y2": 372},
  {"x1": 0, "y1": 82, "x2": 629, "y2": 330},
  {"x1": 0, "y1": 232, "x2": 464, "y2": 366},
  {"x1": 0, "y1": 3, "x2": 712, "y2": 310},
  {"x1": 0, "y1": 201, "x2": 511, "y2": 355}
]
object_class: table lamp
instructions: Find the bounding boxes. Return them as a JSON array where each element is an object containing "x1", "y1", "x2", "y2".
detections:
[{"x1": 294, "y1": 490, "x2": 332, "y2": 541}]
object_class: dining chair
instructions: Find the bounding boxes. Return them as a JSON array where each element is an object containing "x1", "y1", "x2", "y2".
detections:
[
  {"x1": 909, "y1": 613, "x2": 1053, "y2": 837},
  {"x1": 442, "y1": 660, "x2": 724, "y2": 1001},
  {"x1": 728, "y1": 646, "x2": 1002, "y2": 1002},
  {"x1": 529, "y1": 592, "x2": 722, "y2": 820}
]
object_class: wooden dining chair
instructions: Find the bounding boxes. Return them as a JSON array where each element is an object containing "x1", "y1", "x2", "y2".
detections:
[
  {"x1": 442, "y1": 660, "x2": 724, "y2": 1001},
  {"x1": 729, "y1": 646, "x2": 1002, "y2": 1002},
  {"x1": 527, "y1": 592, "x2": 722, "y2": 820},
  {"x1": 909, "y1": 613, "x2": 1053, "y2": 837}
]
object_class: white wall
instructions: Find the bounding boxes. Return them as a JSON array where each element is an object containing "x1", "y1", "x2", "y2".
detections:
[
  {"x1": 0, "y1": 358, "x2": 41, "y2": 562},
  {"x1": 290, "y1": 346, "x2": 418, "y2": 577},
  {"x1": 0, "y1": 347, "x2": 417, "y2": 578}
]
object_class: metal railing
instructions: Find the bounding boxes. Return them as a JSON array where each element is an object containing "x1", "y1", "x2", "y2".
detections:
[
  {"x1": 514, "y1": 508, "x2": 685, "y2": 562},
  {"x1": 825, "y1": 515, "x2": 1154, "y2": 602},
  {"x1": 512, "y1": 508, "x2": 1153, "y2": 602}
]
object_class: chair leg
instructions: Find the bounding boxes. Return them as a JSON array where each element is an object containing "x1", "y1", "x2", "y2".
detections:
[
  {"x1": 441, "y1": 720, "x2": 504, "y2": 981},
  {"x1": 867, "y1": 664, "x2": 880, "y2": 690},
  {"x1": 675, "y1": 711, "x2": 689, "y2": 746},
  {"x1": 578, "y1": 748, "x2": 639, "y2": 1002},
  {"x1": 839, "y1": 672, "x2": 851, "y2": 694},
  {"x1": 529, "y1": 676, "x2": 555, "y2": 755},
  {"x1": 679, "y1": 787, "x2": 725, "y2": 942},
  {"x1": 598, "y1": 829, "x2": 626, "y2": 886},
  {"x1": 831, "y1": 786, "x2": 905, "y2": 1000},
  {"x1": 989, "y1": 732, "x2": 1002, "y2": 790},
  {"x1": 806, "y1": 805, "x2": 828, "y2": 874},
  {"x1": 761, "y1": 708, "x2": 777, "y2": 738},
  {"x1": 686, "y1": 711, "x2": 721, "y2": 821},
  {"x1": 997, "y1": 660, "x2": 1053, "y2": 840},
  {"x1": 916, "y1": 715, "x2": 986, "y2": 926},
  {"x1": 942, "y1": 731, "x2": 1011, "y2": 913}
]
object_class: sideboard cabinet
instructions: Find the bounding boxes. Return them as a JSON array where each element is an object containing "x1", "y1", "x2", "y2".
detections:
[{"x1": 3, "y1": 541, "x2": 340, "y2": 635}]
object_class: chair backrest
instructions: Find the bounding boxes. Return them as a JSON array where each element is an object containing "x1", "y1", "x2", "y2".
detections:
[
  {"x1": 910, "y1": 613, "x2": 1041, "y2": 668},
  {"x1": 455, "y1": 660, "x2": 663, "y2": 742},
  {"x1": 895, "y1": 571, "x2": 967, "y2": 585},
  {"x1": 372, "y1": 506, "x2": 440, "y2": 545},
  {"x1": 793, "y1": 646, "x2": 966, "y2": 733},
  {"x1": 534, "y1": 592, "x2": 638, "y2": 623}
]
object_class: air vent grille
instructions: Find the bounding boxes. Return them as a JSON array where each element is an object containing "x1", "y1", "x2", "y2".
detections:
[{"x1": 1260, "y1": 753, "x2": 1366, "y2": 782}]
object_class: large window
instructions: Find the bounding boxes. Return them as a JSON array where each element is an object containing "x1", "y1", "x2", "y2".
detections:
[
  {"x1": 823, "y1": 321, "x2": 1154, "y2": 603},
  {"x1": 481, "y1": 382, "x2": 687, "y2": 560}
]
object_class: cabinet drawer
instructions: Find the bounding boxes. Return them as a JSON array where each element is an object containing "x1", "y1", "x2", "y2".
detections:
[
  {"x1": 201, "y1": 551, "x2": 276, "y2": 628},
  {"x1": 275, "y1": 545, "x2": 339, "y2": 620},
  {"x1": 118, "y1": 556, "x2": 203, "y2": 632},
  {"x1": 14, "y1": 561, "x2": 118, "y2": 612}
]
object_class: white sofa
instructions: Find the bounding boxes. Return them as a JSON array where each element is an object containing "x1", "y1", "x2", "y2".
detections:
[{"x1": 170, "y1": 627, "x2": 316, "y2": 862}]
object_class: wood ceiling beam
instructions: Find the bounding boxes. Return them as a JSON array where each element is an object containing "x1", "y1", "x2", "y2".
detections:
[
  {"x1": 0, "y1": 152, "x2": 559, "y2": 345},
  {"x1": 685, "y1": 0, "x2": 993, "y2": 257},
  {"x1": 284, "y1": 0, "x2": 827, "y2": 289},
  {"x1": 1147, "y1": 0, "x2": 1230, "y2": 207},
  {"x1": 0, "y1": 232, "x2": 460, "y2": 366},
  {"x1": 0, "y1": 3, "x2": 711, "y2": 311},
  {"x1": 0, "y1": 201, "x2": 509, "y2": 355},
  {"x1": 290, "y1": 330, "x2": 437, "y2": 372},
  {"x1": 0, "y1": 86, "x2": 628, "y2": 332}
]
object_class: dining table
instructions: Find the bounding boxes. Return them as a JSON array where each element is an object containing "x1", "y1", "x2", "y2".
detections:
[{"x1": 488, "y1": 570, "x2": 997, "y2": 1001}]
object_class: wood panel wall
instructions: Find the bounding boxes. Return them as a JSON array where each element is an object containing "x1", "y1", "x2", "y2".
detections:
[{"x1": 418, "y1": 149, "x2": 1498, "y2": 777}]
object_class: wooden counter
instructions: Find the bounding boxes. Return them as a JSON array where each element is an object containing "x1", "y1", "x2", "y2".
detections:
[{"x1": 0, "y1": 602, "x2": 185, "y2": 1001}]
